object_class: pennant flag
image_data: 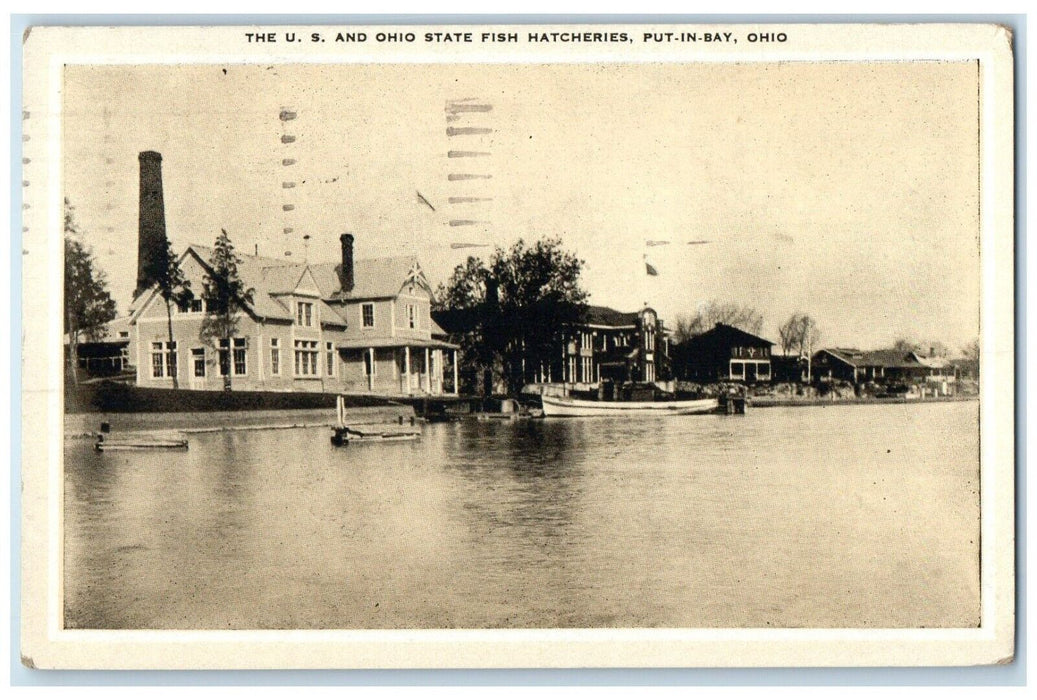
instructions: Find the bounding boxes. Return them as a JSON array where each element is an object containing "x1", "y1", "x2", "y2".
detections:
[
  {"x1": 645, "y1": 240, "x2": 671, "y2": 247},
  {"x1": 645, "y1": 261, "x2": 659, "y2": 276},
  {"x1": 686, "y1": 240, "x2": 710, "y2": 245}
]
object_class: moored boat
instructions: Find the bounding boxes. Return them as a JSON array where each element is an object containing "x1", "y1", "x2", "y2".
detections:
[{"x1": 540, "y1": 394, "x2": 718, "y2": 417}]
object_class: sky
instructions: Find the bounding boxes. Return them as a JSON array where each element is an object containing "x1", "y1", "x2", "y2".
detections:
[{"x1": 62, "y1": 60, "x2": 980, "y2": 351}]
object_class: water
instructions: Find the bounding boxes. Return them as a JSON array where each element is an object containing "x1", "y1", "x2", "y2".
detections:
[{"x1": 64, "y1": 401, "x2": 980, "y2": 629}]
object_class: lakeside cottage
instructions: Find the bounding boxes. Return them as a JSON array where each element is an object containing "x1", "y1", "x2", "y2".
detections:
[
  {"x1": 128, "y1": 234, "x2": 459, "y2": 395},
  {"x1": 811, "y1": 348, "x2": 957, "y2": 394},
  {"x1": 672, "y1": 323, "x2": 775, "y2": 383}
]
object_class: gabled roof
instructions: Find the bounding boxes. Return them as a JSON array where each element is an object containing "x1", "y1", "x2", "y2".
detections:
[
  {"x1": 433, "y1": 304, "x2": 654, "y2": 336},
  {"x1": 684, "y1": 323, "x2": 774, "y2": 348},
  {"x1": 309, "y1": 256, "x2": 426, "y2": 300},
  {"x1": 817, "y1": 348, "x2": 951, "y2": 369},
  {"x1": 583, "y1": 305, "x2": 639, "y2": 328},
  {"x1": 138, "y1": 245, "x2": 428, "y2": 326}
]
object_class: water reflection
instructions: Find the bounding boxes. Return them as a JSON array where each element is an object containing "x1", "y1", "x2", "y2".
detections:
[{"x1": 65, "y1": 402, "x2": 980, "y2": 629}]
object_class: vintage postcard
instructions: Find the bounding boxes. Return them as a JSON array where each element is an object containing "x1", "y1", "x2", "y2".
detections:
[{"x1": 20, "y1": 22, "x2": 1015, "y2": 669}]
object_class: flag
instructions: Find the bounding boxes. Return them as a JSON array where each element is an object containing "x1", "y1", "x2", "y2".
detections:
[{"x1": 645, "y1": 261, "x2": 659, "y2": 276}]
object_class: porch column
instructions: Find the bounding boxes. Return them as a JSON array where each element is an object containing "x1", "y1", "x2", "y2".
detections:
[
  {"x1": 452, "y1": 349, "x2": 459, "y2": 395},
  {"x1": 368, "y1": 347, "x2": 374, "y2": 392},
  {"x1": 435, "y1": 349, "x2": 443, "y2": 394},
  {"x1": 425, "y1": 347, "x2": 431, "y2": 393},
  {"x1": 404, "y1": 346, "x2": 411, "y2": 395}
]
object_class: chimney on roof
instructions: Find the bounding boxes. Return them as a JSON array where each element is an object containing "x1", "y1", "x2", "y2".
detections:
[
  {"x1": 135, "y1": 151, "x2": 167, "y2": 298},
  {"x1": 339, "y1": 233, "x2": 354, "y2": 292}
]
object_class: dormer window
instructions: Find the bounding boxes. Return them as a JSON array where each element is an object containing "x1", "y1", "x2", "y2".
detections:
[
  {"x1": 296, "y1": 301, "x2": 313, "y2": 327},
  {"x1": 407, "y1": 304, "x2": 416, "y2": 329}
]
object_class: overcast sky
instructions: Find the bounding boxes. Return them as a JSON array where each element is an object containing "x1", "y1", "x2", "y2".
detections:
[{"x1": 63, "y1": 60, "x2": 980, "y2": 350}]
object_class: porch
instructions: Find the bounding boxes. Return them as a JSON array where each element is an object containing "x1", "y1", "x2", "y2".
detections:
[{"x1": 337, "y1": 337, "x2": 460, "y2": 396}]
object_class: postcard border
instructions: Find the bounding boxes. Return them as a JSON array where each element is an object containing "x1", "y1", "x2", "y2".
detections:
[{"x1": 14, "y1": 17, "x2": 1020, "y2": 675}]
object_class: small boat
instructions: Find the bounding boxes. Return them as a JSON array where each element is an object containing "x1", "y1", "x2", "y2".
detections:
[
  {"x1": 540, "y1": 394, "x2": 719, "y2": 417},
  {"x1": 331, "y1": 426, "x2": 421, "y2": 446},
  {"x1": 95, "y1": 435, "x2": 189, "y2": 452}
]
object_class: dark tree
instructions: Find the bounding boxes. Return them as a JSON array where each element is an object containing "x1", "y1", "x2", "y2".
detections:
[
  {"x1": 436, "y1": 238, "x2": 589, "y2": 395},
  {"x1": 64, "y1": 198, "x2": 116, "y2": 385},
  {"x1": 433, "y1": 256, "x2": 488, "y2": 313},
  {"x1": 491, "y1": 238, "x2": 588, "y2": 393},
  {"x1": 199, "y1": 230, "x2": 254, "y2": 390},
  {"x1": 143, "y1": 238, "x2": 192, "y2": 389}
]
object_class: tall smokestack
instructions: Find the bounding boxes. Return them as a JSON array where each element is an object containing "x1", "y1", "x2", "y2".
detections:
[
  {"x1": 136, "y1": 151, "x2": 167, "y2": 297},
  {"x1": 339, "y1": 233, "x2": 354, "y2": 292}
]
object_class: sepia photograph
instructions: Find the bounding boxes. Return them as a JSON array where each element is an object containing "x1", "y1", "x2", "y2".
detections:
[{"x1": 19, "y1": 22, "x2": 1015, "y2": 668}]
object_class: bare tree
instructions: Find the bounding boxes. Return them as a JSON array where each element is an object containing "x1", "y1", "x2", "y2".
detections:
[
  {"x1": 777, "y1": 315, "x2": 800, "y2": 356},
  {"x1": 674, "y1": 300, "x2": 764, "y2": 342},
  {"x1": 779, "y1": 313, "x2": 821, "y2": 381},
  {"x1": 893, "y1": 338, "x2": 920, "y2": 354}
]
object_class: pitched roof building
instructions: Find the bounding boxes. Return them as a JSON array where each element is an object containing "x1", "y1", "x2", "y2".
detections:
[
  {"x1": 672, "y1": 323, "x2": 775, "y2": 383},
  {"x1": 127, "y1": 234, "x2": 458, "y2": 395},
  {"x1": 811, "y1": 347, "x2": 956, "y2": 388}
]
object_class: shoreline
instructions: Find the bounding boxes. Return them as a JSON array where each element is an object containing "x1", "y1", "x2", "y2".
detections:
[
  {"x1": 64, "y1": 394, "x2": 977, "y2": 438},
  {"x1": 749, "y1": 394, "x2": 977, "y2": 408}
]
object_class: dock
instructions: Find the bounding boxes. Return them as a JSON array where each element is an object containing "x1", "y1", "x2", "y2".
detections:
[{"x1": 331, "y1": 395, "x2": 422, "y2": 446}]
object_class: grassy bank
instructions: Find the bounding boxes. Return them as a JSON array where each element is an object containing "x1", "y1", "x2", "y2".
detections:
[{"x1": 64, "y1": 380, "x2": 476, "y2": 414}]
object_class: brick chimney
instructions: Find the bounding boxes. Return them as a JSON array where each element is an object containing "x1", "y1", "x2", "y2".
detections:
[
  {"x1": 339, "y1": 233, "x2": 354, "y2": 292},
  {"x1": 136, "y1": 151, "x2": 167, "y2": 298}
]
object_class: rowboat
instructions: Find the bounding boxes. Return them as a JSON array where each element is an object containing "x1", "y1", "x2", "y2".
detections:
[
  {"x1": 331, "y1": 426, "x2": 421, "y2": 446},
  {"x1": 94, "y1": 435, "x2": 189, "y2": 451},
  {"x1": 540, "y1": 394, "x2": 719, "y2": 417}
]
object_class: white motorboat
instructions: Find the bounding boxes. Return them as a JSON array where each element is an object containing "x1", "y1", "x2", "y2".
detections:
[{"x1": 540, "y1": 394, "x2": 719, "y2": 417}]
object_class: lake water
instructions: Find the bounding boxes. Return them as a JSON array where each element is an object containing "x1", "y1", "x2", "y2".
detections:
[{"x1": 64, "y1": 401, "x2": 980, "y2": 629}]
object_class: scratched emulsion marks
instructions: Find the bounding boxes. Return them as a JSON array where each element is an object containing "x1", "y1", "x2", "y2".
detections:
[{"x1": 444, "y1": 98, "x2": 493, "y2": 234}]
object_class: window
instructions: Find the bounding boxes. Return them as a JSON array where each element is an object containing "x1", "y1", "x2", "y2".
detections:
[
  {"x1": 294, "y1": 340, "x2": 319, "y2": 376},
  {"x1": 118, "y1": 331, "x2": 129, "y2": 339},
  {"x1": 151, "y1": 342, "x2": 164, "y2": 378},
  {"x1": 296, "y1": 301, "x2": 314, "y2": 327},
  {"x1": 731, "y1": 361, "x2": 745, "y2": 379},
  {"x1": 362, "y1": 303, "x2": 375, "y2": 328},
  {"x1": 407, "y1": 304, "x2": 416, "y2": 329},
  {"x1": 218, "y1": 339, "x2": 231, "y2": 376},
  {"x1": 233, "y1": 338, "x2": 247, "y2": 376},
  {"x1": 326, "y1": 342, "x2": 335, "y2": 376},
  {"x1": 176, "y1": 298, "x2": 204, "y2": 314},
  {"x1": 218, "y1": 338, "x2": 248, "y2": 376},
  {"x1": 192, "y1": 348, "x2": 206, "y2": 377},
  {"x1": 150, "y1": 341, "x2": 177, "y2": 378},
  {"x1": 364, "y1": 350, "x2": 376, "y2": 377},
  {"x1": 270, "y1": 338, "x2": 280, "y2": 375}
]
